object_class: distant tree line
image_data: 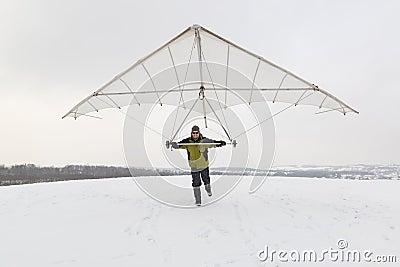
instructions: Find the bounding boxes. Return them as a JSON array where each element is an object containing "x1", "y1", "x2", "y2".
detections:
[
  {"x1": 0, "y1": 164, "x2": 184, "y2": 186},
  {"x1": 1, "y1": 164, "x2": 397, "y2": 186},
  {"x1": 269, "y1": 169, "x2": 372, "y2": 178}
]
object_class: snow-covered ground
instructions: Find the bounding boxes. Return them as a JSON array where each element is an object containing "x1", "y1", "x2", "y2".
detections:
[{"x1": 1, "y1": 176, "x2": 399, "y2": 266}]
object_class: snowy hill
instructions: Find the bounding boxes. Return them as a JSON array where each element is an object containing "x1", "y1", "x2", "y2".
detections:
[{"x1": 1, "y1": 176, "x2": 399, "y2": 266}]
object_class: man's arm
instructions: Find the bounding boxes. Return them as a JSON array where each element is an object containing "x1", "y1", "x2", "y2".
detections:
[
  {"x1": 202, "y1": 137, "x2": 226, "y2": 148},
  {"x1": 171, "y1": 138, "x2": 190, "y2": 149}
]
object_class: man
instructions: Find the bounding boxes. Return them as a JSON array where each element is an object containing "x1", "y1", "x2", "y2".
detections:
[{"x1": 171, "y1": 125, "x2": 226, "y2": 206}]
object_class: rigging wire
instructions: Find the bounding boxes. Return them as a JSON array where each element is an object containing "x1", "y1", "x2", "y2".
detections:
[
  {"x1": 204, "y1": 97, "x2": 232, "y2": 141},
  {"x1": 170, "y1": 97, "x2": 200, "y2": 141},
  {"x1": 170, "y1": 37, "x2": 196, "y2": 139},
  {"x1": 173, "y1": 126, "x2": 229, "y2": 142},
  {"x1": 172, "y1": 114, "x2": 231, "y2": 141},
  {"x1": 201, "y1": 50, "x2": 232, "y2": 139},
  {"x1": 233, "y1": 91, "x2": 316, "y2": 139},
  {"x1": 94, "y1": 95, "x2": 170, "y2": 140}
]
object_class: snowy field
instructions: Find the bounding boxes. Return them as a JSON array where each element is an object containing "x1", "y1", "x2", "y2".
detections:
[{"x1": 1, "y1": 176, "x2": 399, "y2": 266}]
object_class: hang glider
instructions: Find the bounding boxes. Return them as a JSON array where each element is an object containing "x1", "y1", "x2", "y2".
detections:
[{"x1": 63, "y1": 24, "x2": 358, "y2": 142}]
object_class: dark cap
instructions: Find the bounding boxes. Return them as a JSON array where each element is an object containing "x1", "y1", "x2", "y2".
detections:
[{"x1": 191, "y1": 125, "x2": 200, "y2": 132}]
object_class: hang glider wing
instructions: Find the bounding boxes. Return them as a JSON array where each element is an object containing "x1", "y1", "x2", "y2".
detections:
[{"x1": 63, "y1": 24, "x2": 358, "y2": 120}]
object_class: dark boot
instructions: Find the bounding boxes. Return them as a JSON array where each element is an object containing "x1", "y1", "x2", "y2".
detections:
[
  {"x1": 193, "y1": 186, "x2": 201, "y2": 206},
  {"x1": 205, "y1": 184, "x2": 212, "y2": 197}
]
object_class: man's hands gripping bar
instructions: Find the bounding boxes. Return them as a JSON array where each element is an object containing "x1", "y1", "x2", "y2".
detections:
[{"x1": 165, "y1": 140, "x2": 237, "y2": 149}]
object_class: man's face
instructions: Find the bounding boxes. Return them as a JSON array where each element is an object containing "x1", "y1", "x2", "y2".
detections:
[{"x1": 191, "y1": 131, "x2": 199, "y2": 139}]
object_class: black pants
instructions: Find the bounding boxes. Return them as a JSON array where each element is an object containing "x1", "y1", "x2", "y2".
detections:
[{"x1": 191, "y1": 167, "x2": 210, "y2": 187}]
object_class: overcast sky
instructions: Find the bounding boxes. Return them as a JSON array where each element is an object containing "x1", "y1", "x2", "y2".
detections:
[{"x1": 1, "y1": 0, "x2": 399, "y2": 167}]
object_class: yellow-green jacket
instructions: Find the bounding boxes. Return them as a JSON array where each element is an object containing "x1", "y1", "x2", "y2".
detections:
[{"x1": 178, "y1": 134, "x2": 217, "y2": 170}]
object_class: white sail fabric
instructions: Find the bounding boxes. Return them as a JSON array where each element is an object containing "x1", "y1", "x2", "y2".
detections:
[{"x1": 63, "y1": 24, "x2": 358, "y2": 119}]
